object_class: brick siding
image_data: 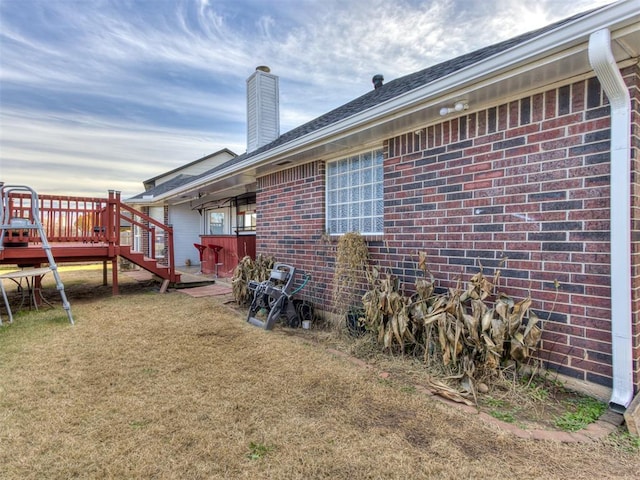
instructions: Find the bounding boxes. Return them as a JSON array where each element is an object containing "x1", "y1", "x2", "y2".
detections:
[
  {"x1": 256, "y1": 66, "x2": 640, "y2": 391},
  {"x1": 256, "y1": 162, "x2": 336, "y2": 308}
]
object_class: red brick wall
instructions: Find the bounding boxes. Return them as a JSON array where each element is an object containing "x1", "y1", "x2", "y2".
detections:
[
  {"x1": 256, "y1": 162, "x2": 335, "y2": 308},
  {"x1": 256, "y1": 66, "x2": 640, "y2": 391}
]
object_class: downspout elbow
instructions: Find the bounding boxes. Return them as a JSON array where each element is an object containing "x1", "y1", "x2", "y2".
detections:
[{"x1": 588, "y1": 29, "x2": 633, "y2": 412}]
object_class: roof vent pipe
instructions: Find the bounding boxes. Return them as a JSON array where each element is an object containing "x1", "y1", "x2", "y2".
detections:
[
  {"x1": 588, "y1": 28, "x2": 633, "y2": 412},
  {"x1": 372, "y1": 74, "x2": 384, "y2": 89}
]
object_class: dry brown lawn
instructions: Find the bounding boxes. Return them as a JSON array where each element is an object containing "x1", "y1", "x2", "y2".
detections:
[{"x1": 0, "y1": 266, "x2": 638, "y2": 479}]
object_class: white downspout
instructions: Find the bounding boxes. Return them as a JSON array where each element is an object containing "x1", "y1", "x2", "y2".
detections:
[{"x1": 588, "y1": 29, "x2": 633, "y2": 412}]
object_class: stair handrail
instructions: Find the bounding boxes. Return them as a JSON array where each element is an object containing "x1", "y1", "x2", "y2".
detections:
[
  {"x1": 107, "y1": 191, "x2": 177, "y2": 282},
  {"x1": 0, "y1": 189, "x2": 178, "y2": 283}
]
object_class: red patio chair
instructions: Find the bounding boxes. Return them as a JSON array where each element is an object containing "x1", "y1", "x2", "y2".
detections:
[
  {"x1": 193, "y1": 243, "x2": 207, "y2": 274},
  {"x1": 208, "y1": 244, "x2": 223, "y2": 278}
]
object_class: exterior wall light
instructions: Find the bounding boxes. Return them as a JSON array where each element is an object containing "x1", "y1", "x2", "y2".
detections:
[{"x1": 439, "y1": 101, "x2": 469, "y2": 116}]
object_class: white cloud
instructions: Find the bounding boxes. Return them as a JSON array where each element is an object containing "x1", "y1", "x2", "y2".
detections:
[{"x1": 0, "y1": 109, "x2": 245, "y2": 198}]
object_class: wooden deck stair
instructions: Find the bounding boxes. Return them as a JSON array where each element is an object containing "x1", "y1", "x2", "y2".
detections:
[{"x1": 118, "y1": 246, "x2": 181, "y2": 284}]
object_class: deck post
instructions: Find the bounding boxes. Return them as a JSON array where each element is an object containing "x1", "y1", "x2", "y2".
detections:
[
  {"x1": 102, "y1": 260, "x2": 108, "y2": 286},
  {"x1": 112, "y1": 258, "x2": 119, "y2": 295}
]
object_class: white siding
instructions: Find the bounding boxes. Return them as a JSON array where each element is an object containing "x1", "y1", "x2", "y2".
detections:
[{"x1": 169, "y1": 204, "x2": 203, "y2": 267}]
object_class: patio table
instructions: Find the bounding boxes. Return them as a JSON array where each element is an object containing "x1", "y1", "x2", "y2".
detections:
[{"x1": 0, "y1": 266, "x2": 53, "y2": 324}]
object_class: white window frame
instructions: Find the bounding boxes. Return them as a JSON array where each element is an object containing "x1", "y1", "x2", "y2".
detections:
[
  {"x1": 207, "y1": 210, "x2": 226, "y2": 235},
  {"x1": 326, "y1": 148, "x2": 384, "y2": 236}
]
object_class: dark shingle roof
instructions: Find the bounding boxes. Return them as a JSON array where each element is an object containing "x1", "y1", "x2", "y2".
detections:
[{"x1": 129, "y1": 174, "x2": 196, "y2": 200}]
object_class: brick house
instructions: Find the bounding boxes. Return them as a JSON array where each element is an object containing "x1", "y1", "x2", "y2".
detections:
[{"x1": 150, "y1": 2, "x2": 640, "y2": 410}]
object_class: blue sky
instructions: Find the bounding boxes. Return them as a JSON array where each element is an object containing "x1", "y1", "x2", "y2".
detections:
[{"x1": 0, "y1": 0, "x2": 613, "y2": 198}]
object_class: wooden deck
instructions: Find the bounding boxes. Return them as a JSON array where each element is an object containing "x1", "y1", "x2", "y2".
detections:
[
  {"x1": 1, "y1": 190, "x2": 180, "y2": 293},
  {"x1": 1, "y1": 242, "x2": 111, "y2": 265}
]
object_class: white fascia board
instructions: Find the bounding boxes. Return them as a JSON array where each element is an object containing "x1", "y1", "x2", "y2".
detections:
[
  {"x1": 139, "y1": 1, "x2": 637, "y2": 203},
  {"x1": 124, "y1": 184, "x2": 202, "y2": 205}
]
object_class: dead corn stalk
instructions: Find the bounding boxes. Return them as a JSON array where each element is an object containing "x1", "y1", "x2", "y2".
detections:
[
  {"x1": 361, "y1": 252, "x2": 547, "y2": 400},
  {"x1": 231, "y1": 254, "x2": 275, "y2": 305}
]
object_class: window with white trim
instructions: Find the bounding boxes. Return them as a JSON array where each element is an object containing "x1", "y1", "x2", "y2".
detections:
[
  {"x1": 326, "y1": 148, "x2": 384, "y2": 235},
  {"x1": 207, "y1": 211, "x2": 225, "y2": 234}
]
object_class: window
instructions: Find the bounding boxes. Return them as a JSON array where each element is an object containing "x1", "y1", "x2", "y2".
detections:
[
  {"x1": 208, "y1": 212, "x2": 225, "y2": 234},
  {"x1": 237, "y1": 210, "x2": 256, "y2": 232},
  {"x1": 326, "y1": 148, "x2": 384, "y2": 235},
  {"x1": 235, "y1": 195, "x2": 257, "y2": 233}
]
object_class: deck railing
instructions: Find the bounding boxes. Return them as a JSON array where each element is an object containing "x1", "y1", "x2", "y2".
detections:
[
  {"x1": 3, "y1": 192, "x2": 108, "y2": 243},
  {"x1": 113, "y1": 191, "x2": 175, "y2": 269}
]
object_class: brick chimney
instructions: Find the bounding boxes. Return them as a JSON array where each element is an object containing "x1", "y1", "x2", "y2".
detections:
[{"x1": 246, "y1": 66, "x2": 280, "y2": 153}]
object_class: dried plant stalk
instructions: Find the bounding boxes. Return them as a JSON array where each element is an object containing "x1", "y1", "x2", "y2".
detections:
[
  {"x1": 231, "y1": 254, "x2": 275, "y2": 305},
  {"x1": 332, "y1": 232, "x2": 370, "y2": 318},
  {"x1": 359, "y1": 252, "x2": 550, "y2": 403}
]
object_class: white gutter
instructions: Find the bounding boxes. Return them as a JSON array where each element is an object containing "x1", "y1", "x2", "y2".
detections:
[{"x1": 588, "y1": 28, "x2": 633, "y2": 412}]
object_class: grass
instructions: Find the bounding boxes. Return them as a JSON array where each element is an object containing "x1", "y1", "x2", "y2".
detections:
[
  {"x1": 455, "y1": 370, "x2": 610, "y2": 433},
  {"x1": 554, "y1": 397, "x2": 608, "y2": 432},
  {"x1": 525, "y1": 384, "x2": 551, "y2": 402},
  {"x1": 247, "y1": 442, "x2": 275, "y2": 460},
  {"x1": 490, "y1": 409, "x2": 517, "y2": 423},
  {"x1": 484, "y1": 397, "x2": 517, "y2": 423},
  {"x1": 606, "y1": 429, "x2": 640, "y2": 453},
  {"x1": 129, "y1": 419, "x2": 152, "y2": 429},
  {"x1": 485, "y1": 397, "x2": 507, "y2": 408},
  {"x1": 1, "y1": 266, "x2": 639, "y2": 479}
]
